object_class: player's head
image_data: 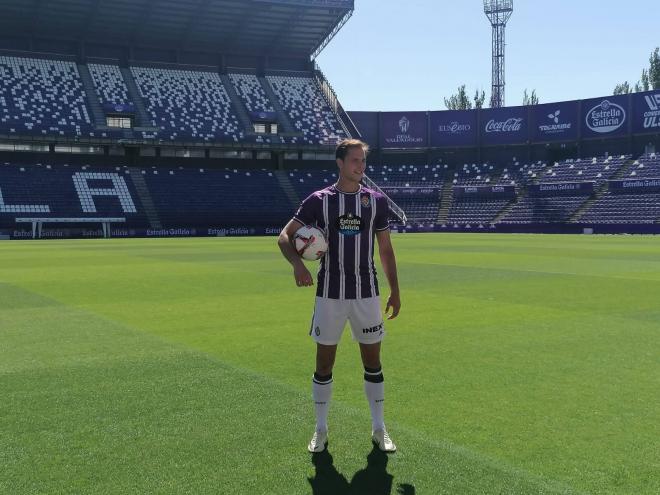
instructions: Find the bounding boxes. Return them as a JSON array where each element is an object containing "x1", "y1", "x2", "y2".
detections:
[{"x1": 336, "y1": 139, "x2": 368, "y2": 183}]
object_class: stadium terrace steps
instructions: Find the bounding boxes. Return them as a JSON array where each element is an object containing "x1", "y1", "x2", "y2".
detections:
[
  {"x1": 273, "y1": 170, "x2": 301, "y2": 209},
  {"x1": 120, "y1": 67, "x2": 153, "y2": 128},
  {"x1": 127, "y1": 168, "x2": 162, "y2": 230},
  {"x1": 570, "y1": 157, "x2": 636, "y2": 222},
  {"x1": 259, "y1": 76, "x2": 297, "y2": 135},
  {"x1": 219, "y1": 74, "x2": 255, "y2": 136},
  {"x1": 436, "y1": 176, "x2": 454, "y2": 224},
  {"x1": 77, "y1": 64, "x2": 108, "y2": 128},
  {"x1": 492, "y1": 194, "x2": 523, "y2": 224}
]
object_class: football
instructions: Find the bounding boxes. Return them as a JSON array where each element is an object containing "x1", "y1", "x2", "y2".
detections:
[{"x1": 293, "y1": 225, "x2": 328, "y2": 261}]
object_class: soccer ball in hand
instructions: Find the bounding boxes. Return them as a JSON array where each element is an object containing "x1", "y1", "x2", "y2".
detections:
[{"x1": 294, "y1": 225, "x2": 327, "y2": 261}]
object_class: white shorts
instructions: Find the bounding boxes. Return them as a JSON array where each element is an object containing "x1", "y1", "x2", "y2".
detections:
[{"x1": 309, "y1": 296, "x2": 385, "y2": 346}]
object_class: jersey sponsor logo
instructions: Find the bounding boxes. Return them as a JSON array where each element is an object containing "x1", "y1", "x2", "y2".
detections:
[
  {"x1": 362, "y1": 322, "x2": 384, "y2": 334},
  {"x1": 337, "y1": 213, "x2": 363, "y2": 236}
]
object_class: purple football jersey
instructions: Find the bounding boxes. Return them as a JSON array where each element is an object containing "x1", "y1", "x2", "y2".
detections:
[{"x1": 293, "y1": 184, "x2": 390, "y2": 299}]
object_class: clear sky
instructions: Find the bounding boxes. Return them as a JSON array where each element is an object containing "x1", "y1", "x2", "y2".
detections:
[{"x1": 316, "y1": 0, "x2": 659, "y2": 112}]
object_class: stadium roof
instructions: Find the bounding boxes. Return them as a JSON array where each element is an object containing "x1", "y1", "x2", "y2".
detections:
[{"x1": 0, "y1": 0, "x2": 354, "y2": 59}]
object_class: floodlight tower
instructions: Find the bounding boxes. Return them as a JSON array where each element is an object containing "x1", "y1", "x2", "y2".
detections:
[{"x1": 483, "y1": 0, "x2": 513, "y2": 108}]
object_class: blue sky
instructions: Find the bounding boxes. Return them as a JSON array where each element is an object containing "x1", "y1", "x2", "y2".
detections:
[{"x1": 316, "y1": 0, "x2": 659, "y2": 111}]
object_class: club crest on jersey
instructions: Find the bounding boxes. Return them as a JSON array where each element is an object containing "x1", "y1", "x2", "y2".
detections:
[
  {"x1": 337, "y1": 213, "x2": 363, "y2": 236},
  {"x1": 361, "y1": 194, "x2": 371, "y2": 208}
]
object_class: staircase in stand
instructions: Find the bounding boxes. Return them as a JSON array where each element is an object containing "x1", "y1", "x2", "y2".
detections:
[
  {"x1": 120, "y1": 67, "x2": 152, "y2": 127},
  {"x1": 128, "y1": 168, "x2": 162, "y2": 230},
  {"x1": 274, "y1": 171, "x2": 300, "y2": 209},
  {"x1": 77, "y1": 64, "x2": 107, "y2": 128},
  {"x1": 569, "y1": 157, "x2": 636, "y2": 222},
  {"x1": 436, "y1": 176, "x2": 454, "y2": 224}
]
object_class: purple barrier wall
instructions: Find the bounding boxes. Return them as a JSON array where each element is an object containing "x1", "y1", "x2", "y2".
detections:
[
  {"x1": 532, "y1": 101, "x2": 578, "y2": 142},
  {"x1": 391, "y1": 223, "x2": 660, "y2": 235},
  {"x1": 581, "y1": 95, "x2": 629, "y2": 138},
  {"x1": 480, "y1": 106, "x2": 528, "y2": 145},
  {"x1": 632, "y1": 91, "x2": 660, "y2": 134},
  {"x1": 528, "y1": 182, "x2": 594, "y2": 196},
  {"x1": 380, "y1": 112, "x2": 427, "y2": 148},
  {"x1": 6, "y1": 226, "x2": 284, "y2": 239},
  {"x1": 429, "y1": 110, "x2": 477, "y2": 147}
]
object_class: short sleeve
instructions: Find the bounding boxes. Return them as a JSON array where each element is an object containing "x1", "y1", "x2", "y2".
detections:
[
  {"x1": 293, "y1": 193, "x2": 322, "y2": 226},
  {"x1": 374, "y1": 195, "x2": 390, "y2": 231}
]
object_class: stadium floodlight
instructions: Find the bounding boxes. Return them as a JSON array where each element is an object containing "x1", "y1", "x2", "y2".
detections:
[{"x1": 483, "y1": 0, "x2": 513, "y2": 108}]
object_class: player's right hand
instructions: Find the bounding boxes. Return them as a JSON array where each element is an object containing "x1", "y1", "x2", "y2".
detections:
[{"x1": 294, "y1": 263, "x2": 314, "y2": 287}]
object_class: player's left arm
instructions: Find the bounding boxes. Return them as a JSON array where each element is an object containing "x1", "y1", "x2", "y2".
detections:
[{"x1": 376, "y1": 228, "x2": 400, "y2": 320}]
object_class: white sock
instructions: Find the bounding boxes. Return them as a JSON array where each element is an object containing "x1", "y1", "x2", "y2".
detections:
[
  {"x1": 364, "y1": 367, "x2": 385, "y2": 431},
  {"x1": 312, "y1": 372, "x2": 333, "y2": 432}
]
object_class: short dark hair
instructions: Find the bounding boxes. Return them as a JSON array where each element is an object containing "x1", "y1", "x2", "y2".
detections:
[{"x1": 335, "y1": 139, "x2": 369, "y2": 161}]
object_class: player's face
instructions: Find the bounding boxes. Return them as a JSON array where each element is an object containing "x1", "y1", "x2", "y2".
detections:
[{"x1": 337, "y1": 147, "x2": 366, "y2": 183}]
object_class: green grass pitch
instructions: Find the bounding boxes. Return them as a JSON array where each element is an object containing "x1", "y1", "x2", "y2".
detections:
[{"x1": 1, "y1": 234, "x2": 659, "y2": 494}]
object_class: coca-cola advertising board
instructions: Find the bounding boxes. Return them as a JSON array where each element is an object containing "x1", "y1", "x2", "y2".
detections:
[{"x1": 480, "y1": 106, "x2": 528, "y2": 145}]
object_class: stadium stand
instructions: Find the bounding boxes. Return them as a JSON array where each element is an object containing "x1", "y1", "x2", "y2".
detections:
[
  {"x1": 0, "y1": 162, "x2": 148, "y2": 232},
  {"x1": 142, "y1": 168, "x2": 291, "y2": 228},
  {"x1": 266, "y1": 74, "x2": 346, "y2": 145},
  {"x1": 577, "y1": 154, "x2": 660, "y2": 224},
  {"x1": 229, "y1": 73, "x2": 276, "y2": 115},
  {"x1": 88, "y1": 64, "x2": 133, "y2": 107},
  {"x1": 0, "y1": 56, "x2": 93, "y2": 137},
  {"x1": 130, "y1": 66, "x2": 245, "y2": 143}
]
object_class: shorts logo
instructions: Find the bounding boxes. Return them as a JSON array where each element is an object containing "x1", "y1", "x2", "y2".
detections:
[
  {"x1": 315, "y1": 326, "x2": 321, "y2": 336},
  {"x1": 362, "y1": 322, "x2": 384, "y2": 334},
  {"x1": 337, "y1": 213, "x2": 363, "y2": 236},
  {"x1": 361, "y1": 194, "x2": 371, "y2": 208}
]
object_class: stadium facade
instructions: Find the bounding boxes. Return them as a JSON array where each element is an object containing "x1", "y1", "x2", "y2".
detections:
[{"x1": 0, "y1": 0, "x2": 659, "y2": 239}]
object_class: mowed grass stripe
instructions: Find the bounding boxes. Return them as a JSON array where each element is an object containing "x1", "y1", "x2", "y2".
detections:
[
  {"x1": 2, "y1": 234, "x2": 659, "y2": 494},
  {"x1": 0, "y1": 294, "x2": 576, "y2": 494}
]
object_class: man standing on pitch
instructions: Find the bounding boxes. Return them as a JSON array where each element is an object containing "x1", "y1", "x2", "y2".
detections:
[{"x1": 278, "y1": 139, "x2": 401, "y2": 453}]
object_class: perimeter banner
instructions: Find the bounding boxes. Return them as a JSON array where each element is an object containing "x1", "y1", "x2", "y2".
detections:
[
  {"x1": 632, "y1": 91, "x2": 660, "y2": 134},
  {"x1": 380, "y1": 112, "x2": 427, "y2": 148},
  {"x1": 608, "y1": 178, "x2": 660, "y2": 193},
  {"x1": 429, "y1": 110, "x2": 477, "y2": 147},
  {"x1": 453, "y1": 185, "x2": 516, "y2": 197},
  {"x1": 380, "y1": 187, "x2": 439, "y2": 195},
  {"x1": 480, "y1": 106, "x2": 528, "y2": 145},
  {"x1": 581, "y1": 94, "x2": 629, "y2": 138},
  {"x1": 532, "y1": 101, "x2": 578, "y2": 142},
  {"x1": 528, "y1": 182, "x2": 594, "y2": 196}
]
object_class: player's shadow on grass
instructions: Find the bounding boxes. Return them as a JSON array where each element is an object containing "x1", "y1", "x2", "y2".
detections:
[{"x1": 308, "y1": 446, "x2": 416, "y2": 495}]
